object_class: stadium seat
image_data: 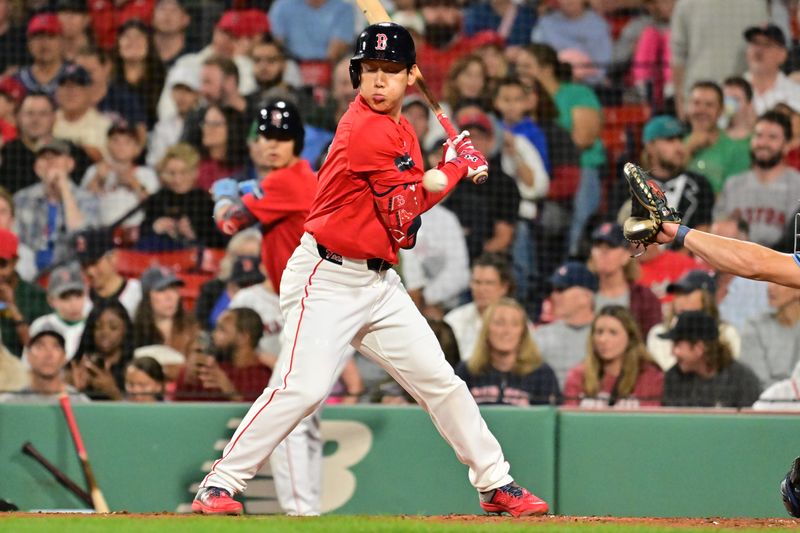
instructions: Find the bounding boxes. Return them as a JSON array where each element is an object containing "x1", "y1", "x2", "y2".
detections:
[
  {"x1": 198, "y1": 247, "x2": 227, "y2": 275},
  {"x1": 115, "y1": 248, "x2": 199, "y2": 278},
  {"x1": 177, "y1": 271, "x2": 213, "y2": 312}
]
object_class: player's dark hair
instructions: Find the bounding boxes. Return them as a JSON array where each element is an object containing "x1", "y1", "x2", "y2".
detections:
[
  {"x1": 690, "y1": 80, "x2": 724, "y2": 107},
  {"x1": 19, "y1": 90, "x2": 56, "y2": 112},
  {"x1": 524, "y1": 43, "x2": 572, "y2": 82},
  {"x1": 723, "y1": 76, "x2": 753, "y2": 103},
  {"x1": 129, "y1": 356, "x2": 165, "y2": 385},
  {"x1": 472, "y1": 252, "x2": 516, "y2": 297},
  {"x1": 758, "y1": 110, "x2": 793, "y2": 140},
  {"x1": 230, "y1": 307, "x2": 264, "y2": 350},
  {"x1": 700, "y1": 337, "x2": 734, "y2": 373},
  {"x1": 253, "y1": 34, "x2": 287, "y2": 59}
]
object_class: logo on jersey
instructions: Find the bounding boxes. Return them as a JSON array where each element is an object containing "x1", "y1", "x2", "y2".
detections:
[
  {"x1": 394, "y1": 154, "x2": 415, "y2": 172},
  {"x1": 375, "y1": 33, "x2": 388, "y2": 50}
]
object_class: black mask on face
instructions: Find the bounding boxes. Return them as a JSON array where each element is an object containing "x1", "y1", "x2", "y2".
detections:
[{"x1": 425, "y1": 23, "x2": 459, "y2": 49}]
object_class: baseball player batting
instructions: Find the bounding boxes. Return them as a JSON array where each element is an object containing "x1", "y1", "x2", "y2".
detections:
[
  {"x1": 621, "y1": 162, "x2": 800, "y2": 518},
  {"x1": 192, "y1": 22, "x2": 549, "y2": 517}
]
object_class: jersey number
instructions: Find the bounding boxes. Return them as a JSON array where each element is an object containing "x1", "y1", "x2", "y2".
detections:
[{"x1": 375, "y1": 33, "x2": 388, "y2": 50}]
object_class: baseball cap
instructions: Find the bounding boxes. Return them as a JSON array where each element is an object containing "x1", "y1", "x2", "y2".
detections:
[
  {"x1": 229, "y1": 255, "x2": 265, "y2": 287},
  {"x1": 35, "y1": 139, "x2": 72, "y2": 157},
  {"x1": 744, "y1": 23, "x2": 786, "y2": 47},
  {"x1": 71, "y1": 227, "x2": 116, "y2": 266},
  {"x1": 28, "y1": 319, "x2": 66, "y2": 349},
  {"x1": 0, "y1": 77, "x2": 25, "y2": 106},
  {"x1": 402, "y1": 94, "x2": 428, "y2": 114},
  {"x1": 456, "y1": 108, "x2": 493, "y2": 134},
  {"x1": 666, "y1": 269, "x2": 716, "y2": 295},
  {"x1": 48, "y1": 263, "x2": 85, "y2": 298},
  {"x1": 216, "y1": 11, "x2": 248, "y2": 38},
  {"x1": 658, "y1": 310, "x2": 718, "y2": 342},
  {"x1": 549, "y1": 261, "x2": 598, "y2": 292},
  {"x1": 134, "y1": 344, "x2": 185, "y2": 366},
  {"x1": 27, "y1": 13, "x2": 63, "y2": 37},
  {"x1": 642, "y1": 115, "x2": 685, "y2": 144},
  {"x1": 56, "y1": 0, "x2": 89, "y2": 12},
  {"x1": 58, "y1": 64, "x2": 92, "y2": 87},
  {"x1": 141, "y1": 266, "x2": 185, "y2": 293},
  {"x1": 107, "y1": 118, "x2": 138, "y2": 138},
  {"x1": 118, "y1": 18, "x2": 151, "y2": 35},
  {"x1": 0, "y1": 228, "x2": 19, "y2": 260},
  {"x1": 591, "y1": 222, "x2": 626, "y2": 248}
]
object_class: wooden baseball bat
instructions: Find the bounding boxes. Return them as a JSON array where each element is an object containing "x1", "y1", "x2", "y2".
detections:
[
  {"x1": 58, "y1": 393, "x2": 111, "y2": 513},
  {"x1": 355, "y1": 0, "x2": 488, "y2": 184},
  {"x1": 22, "y1": 441, "x2": 94, "y2": 508}
]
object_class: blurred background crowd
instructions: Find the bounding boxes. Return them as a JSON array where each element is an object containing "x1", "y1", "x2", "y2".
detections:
[{"x1": 1, "y1": 0, "x2": 799, "y2": 410}]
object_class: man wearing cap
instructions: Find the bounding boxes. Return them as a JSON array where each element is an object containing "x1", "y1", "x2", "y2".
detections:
[
  {"x1": 533, "y1": 261, "x2": 598, "y2": 387},
  {"x1": 615, "y1": 115, "x2": 714, "y2": 233},
  {"x1": 16, "y1": 13, "x2": 68, "y2": 97},
  {"x1": 660, "y1": 310, "x2": 761, "y2": 408},
  {"x1": 0, "y1": 92, "x2": 57, "y2": 194},
  {"x1": 646, "y1": 269, "x2": 742, "y2": 371},
  {"x1": 245, "y1": 37, "x2": 308, "y2": 124},
  {"x1": 442, "y1": 106, "x2": 520, "y2": 261},
  {"x1": 27, "y1": 263, "x2": 88, "y2": 362},
  {"x1": 743, "y1": 24, "x2": 800, "y2": 116},
  {"x1": 590, "y1": 222, "x2": 662, "y2": 336},
  {"x1": 53, "y1": 64, "x2": 112, "y2": 162},
  {"x1": 0, "y1": 228, "x2": 50, "y2": 358},
  {"x1": 0, "y1": 322, "x2": 90, "y2": 403},
  {"x1": 72, "y1": 228, "x2": 142, "y2": 320},
  {"x1": 713, "y1": 111, "x2": 800, "y2": 248},
  {"x1": 13, "y1": 139, "x2": 100, "y2": 272},
  {"x1": 157, "y1": 10, "x2": 256, "y2": 123}
]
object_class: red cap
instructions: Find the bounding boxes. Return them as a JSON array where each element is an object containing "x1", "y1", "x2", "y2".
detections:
[
  {"x1": 456, "y1": 108, "x2": 493, "y2": 133},
  {"x1": 216, "y1": 10, "x2": 269, "y2": 38},
  {"x1": 0, "y1": 228, "x2": 19, "y2": 260},
  {"x1": 0, "y1": 76, "x2": 25, "y2": 105},
  {"x1": 27, "y1": 13, "x2": 63, "y2": 37}
]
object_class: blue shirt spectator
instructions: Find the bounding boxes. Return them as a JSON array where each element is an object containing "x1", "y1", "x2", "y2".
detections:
[
  {"x1": 269, "y1": 0, "x2": 355, "y2": 61},
  {"x1": 463, "y1": 0, "x2": 538, "y2": 48},
  {"x1": 531, "y1": 4, "x2": 611, "y2": 84},
  {"x1": 507, "y1": 118, "x2": 550, "y2": 174}
]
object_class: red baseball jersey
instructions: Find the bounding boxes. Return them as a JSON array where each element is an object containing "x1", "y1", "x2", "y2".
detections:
[
  {"x1": 242, "y1": 159, "x2": 317, "y2": 290},
  {"x1": 305, "y1": 95, "x2": 451, "y2": 264}
]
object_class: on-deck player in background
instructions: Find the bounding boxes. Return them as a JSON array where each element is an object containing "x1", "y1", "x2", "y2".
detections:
[
  {"x1": 206, "y1": 99, "x2": 332, "y2": 516},
  {"x1": 649, "y1": 221, "x2": 800, "y2": 517},
  {"x1": 192, "y1": 21, "x2": 549, "y2": 518}
]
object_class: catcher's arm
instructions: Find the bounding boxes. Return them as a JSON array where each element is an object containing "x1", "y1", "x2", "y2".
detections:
[{"x1": 658, "y1": 223, "x2": 800, "y2": 289}]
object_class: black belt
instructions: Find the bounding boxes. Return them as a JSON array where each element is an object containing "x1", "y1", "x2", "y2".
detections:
[{"x1": 316, "y1": 244, "x2": 393, "y2": 272}]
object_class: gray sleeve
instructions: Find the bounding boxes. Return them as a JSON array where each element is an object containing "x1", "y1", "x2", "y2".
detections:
[
  {"x1": 738, "y1": 319, "x2": 769, "y2": 387},
  {"x1": 669, "y1": 0, "x2": 689, "y2": 66}
]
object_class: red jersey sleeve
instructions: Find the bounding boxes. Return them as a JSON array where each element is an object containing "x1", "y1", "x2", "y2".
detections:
[{"x1": 242, "y1": 161, "x2": 317, "y2": 228}]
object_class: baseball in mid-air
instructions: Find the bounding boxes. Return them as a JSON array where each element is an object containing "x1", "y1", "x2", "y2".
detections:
[{"x1": 422, "y1": 169, "x2": 448, "y2": 192}]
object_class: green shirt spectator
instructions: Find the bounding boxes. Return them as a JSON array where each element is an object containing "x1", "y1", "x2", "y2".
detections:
[
  {"x1": 686, "y1": 131, "x2": 751, "y2": 193},
  {"x1": 554, "y1": 82, "x2": 607, "y2": 169}
]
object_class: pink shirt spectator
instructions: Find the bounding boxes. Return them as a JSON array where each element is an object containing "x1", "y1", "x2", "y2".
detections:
[
  {"x1": 563, "y1": 361, "x2": 664, "y2": 407},
  {"x1": 632, "y1": 25, "x2": 672, "y2": 108}
]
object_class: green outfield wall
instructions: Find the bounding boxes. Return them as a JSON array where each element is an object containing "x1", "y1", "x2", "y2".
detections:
[{"x1": 0, "y1": 403, "x2": 797, "y2": 517}]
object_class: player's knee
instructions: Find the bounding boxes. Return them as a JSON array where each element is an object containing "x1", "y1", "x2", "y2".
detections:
[{"x1": 293, "y1": 385, "x2": 328, "y2": 412}]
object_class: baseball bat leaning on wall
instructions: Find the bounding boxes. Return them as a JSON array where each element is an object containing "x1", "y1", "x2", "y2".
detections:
[
  {"x1": 355, "y1": 0, "x2": 488, "y2": 184},
  {"x1": 59, "y1": 393, "x2": 111, "y2": 513},
  {"x1": 22, "y1": 441, "x2": 94, "y2": 508}
]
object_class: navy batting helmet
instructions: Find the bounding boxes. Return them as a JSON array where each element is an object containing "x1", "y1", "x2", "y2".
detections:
[
  {"x1": 349, "y1": 22, "x2": 416, "y2": 89},
  {"x1": 256, "y1": 99, "x2": 305, "y2": 155}
]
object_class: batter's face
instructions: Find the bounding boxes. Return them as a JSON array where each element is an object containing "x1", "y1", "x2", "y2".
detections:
[
  {"x1": 359, "y1": 59, "x2": 417, "y2": 117},
  {"x1": 487, "y1": 304, "x2": 525, "y2": 355},
  {"x1": 592, "y1": 315, "x2": 629, "y2": 363}
]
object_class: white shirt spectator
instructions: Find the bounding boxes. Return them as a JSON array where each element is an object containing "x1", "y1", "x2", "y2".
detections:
[
  {"x1": 400, "y1": 205, "x2": 469, "y2": 311},
  {"x1": 501, "y1": 134, "x2": 550, "y2": 220},
  {"x1": 443, "y1": 302, "x2": 481, "y2": 362},
  {"x1": 753, "y1": 359, "x2": 800, "y2": 410},
  {"x1": 81, "y1": 165, "x2": 159, "y2": 227},
  {"x1": 746, "y1": 71, "x2": 800, "y2": 115},
  {"x1": 229, "y1": 283, "x2": 283, "y2": 357}
]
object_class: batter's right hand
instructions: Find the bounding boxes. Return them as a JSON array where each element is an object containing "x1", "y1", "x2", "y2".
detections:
[
  {"x1": 457, "y1": 146, "x2": 488, "y2": 182},
  {"x1": 441, "y1": 130, "x2": 472, "y2": 165}
]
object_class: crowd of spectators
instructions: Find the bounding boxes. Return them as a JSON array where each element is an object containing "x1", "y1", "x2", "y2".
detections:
[{"x1": 1, "y1": 0, "x2": 799, "y2": 410}]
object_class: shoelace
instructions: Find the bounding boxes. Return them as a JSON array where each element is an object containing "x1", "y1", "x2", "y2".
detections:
[
  {"x1": 207, "y1": 487, "x2": 228, "y2": 498},
  {"x1": 499, "y1": 484, "x2": 524, "y2": 498}
]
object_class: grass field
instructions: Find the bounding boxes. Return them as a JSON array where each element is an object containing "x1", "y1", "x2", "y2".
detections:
[{"x1": 2, "y1": 514, "x2": 799, "y2": 533}]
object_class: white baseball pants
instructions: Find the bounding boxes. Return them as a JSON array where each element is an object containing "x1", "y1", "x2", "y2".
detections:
[{"x1": 201, "y1": 233, "x2": 513, "y2": 496}]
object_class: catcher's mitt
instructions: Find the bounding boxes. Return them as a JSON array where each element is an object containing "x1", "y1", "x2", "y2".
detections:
[
  {"x1": 622, "y1": 162, "x2": 681, "y2": 249},
  {"x1": 781, "y1": 456, "x2": 800, "y2": 517}
]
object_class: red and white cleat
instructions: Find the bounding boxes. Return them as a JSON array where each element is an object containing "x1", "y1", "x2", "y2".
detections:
[
  {"x1": 479, "y1": 482, "x2": 549, "y2": 517},
  {"x1": 192, "y1": 487, "x2": 243, "y2": 515}
]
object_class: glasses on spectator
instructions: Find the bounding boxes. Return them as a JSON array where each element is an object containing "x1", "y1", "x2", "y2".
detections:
[{"x1": 201, "y1": 119, "x2": 226, "y2": 129}]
